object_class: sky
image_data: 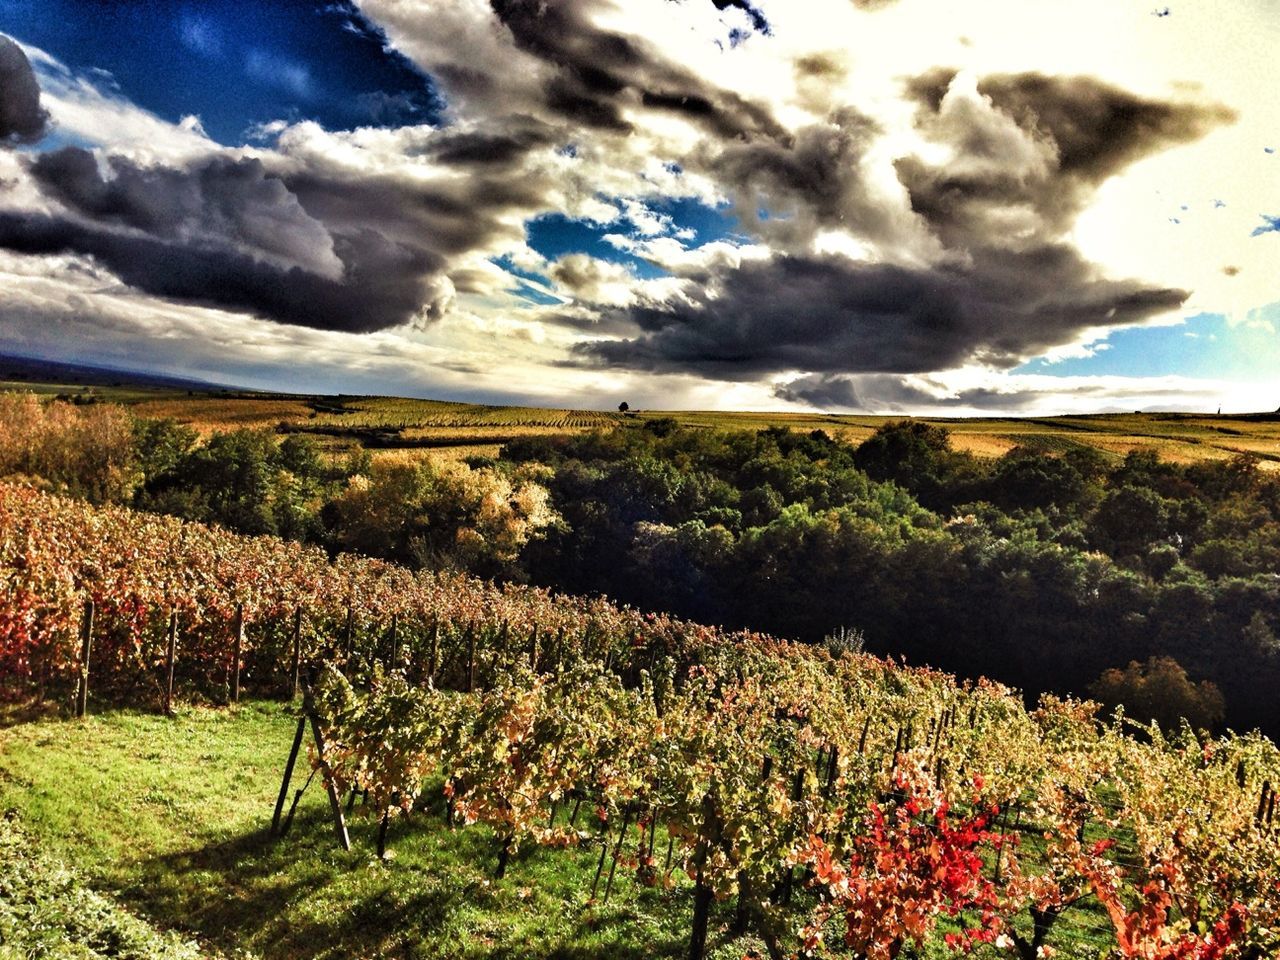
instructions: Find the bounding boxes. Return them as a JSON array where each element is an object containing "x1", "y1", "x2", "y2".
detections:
[{"x1": 0, "y1": 0, "x2": 1276, "y2": 414}]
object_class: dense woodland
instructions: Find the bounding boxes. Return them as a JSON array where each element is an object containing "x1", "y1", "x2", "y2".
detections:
[
  {"x1": 4, "y1": 392, "x2": 1278, "y2": 733},
  {"x1": 503, "y1": 421, "x2": 1280, "y2": 733}
]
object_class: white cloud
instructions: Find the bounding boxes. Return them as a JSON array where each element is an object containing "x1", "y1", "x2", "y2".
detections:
[{"x1": 22, "y1": 42, "x2": 218, "y2": 163}]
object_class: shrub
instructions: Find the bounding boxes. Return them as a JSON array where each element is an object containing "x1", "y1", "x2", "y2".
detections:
[{"x1": 1089, "y1": 656, "x2": 1226, "y2": 732}]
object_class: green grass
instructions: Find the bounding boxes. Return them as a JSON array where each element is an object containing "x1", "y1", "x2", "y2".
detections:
[
  {"x1": 0, "y1": 811, "x2": 205, "y2": 960},
  {"x1": 0, "y1": 702, "x2": 712, "y2": 960}
]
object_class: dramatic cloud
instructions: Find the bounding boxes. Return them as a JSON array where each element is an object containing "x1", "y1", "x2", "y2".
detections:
[
  {"x1": 573, "y1": 249, "x2": 1186, "y2": 377},
  {"x1": 0, "y1": 78, "x2": 565, "y2": 333},
  {"x1": 561, "y1": 60, "x2": 1234, "y2": 382},
  {"x1": 899, "y1": 70, "x2": 1236, "y2": 245},
  {"x1": 1, "y1": 0, "x2": 1275, "y2": 413},
  {"x1": 485, "y1": 0, "x2": 785, "y2": 141},
  {"x1": 772, "y1": 371, "x2": 1228, "y2": 415},
  {"x1": 0, "y1": 36, "x2": 48, "y2": 144},
  {"x1": 1, "y1": 146, "x2": 457, "y2": 331}
]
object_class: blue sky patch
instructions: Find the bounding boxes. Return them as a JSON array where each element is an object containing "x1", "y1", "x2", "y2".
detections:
[
  {"x1": 0, "y1": 0, "x2": 441, "y2": 145},
  {"x1": 1017, "y1": 310, "x2": 1280, "y2": 381},
  {"x1": 524, "y1": 198, "x2": 741, "y2": 282},
  {"x1": 1251, "y1": 214, "x2": 1280, "y2": 237}
]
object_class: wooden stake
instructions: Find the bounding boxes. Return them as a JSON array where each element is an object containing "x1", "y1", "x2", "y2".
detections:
[
  {"x1": 164, "y1": 610, "x2": 178, "y2": 717},
  {"x1": 272, "y1": 714, "x2": 307, "y2": 835},
  {"x1": 74, "y1": 598, "x2": 94, "y2": 718},
  {"x1": 591, "y1": 819, "x2": 611, "y2": 900},
  {"x1": 466, "y1": 622, "x2": 476, "y2": 693},
  {"x1": 231, "y1": 603, "x2": 244, "y2": 703},
  {"x1": 291, "y1": 606, "x2": 303, "y2": 699},
  {"x1": 305, "y1": 692, "x2": 350, "y2": 852},
  {"x1": 603, "y1": 806, "x2": 633, "y2": 903},
  {"x1": 427, "y1": 620, "x2": 440, "y2": 685}
]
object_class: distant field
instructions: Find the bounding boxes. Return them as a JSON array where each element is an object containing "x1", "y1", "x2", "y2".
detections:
[
  {"x1": 637, "y1": 409, "x2": 1280, "y2": 468},
  {"x1": 5, "y1": 379, "x2": 1279, "y2": 467}
]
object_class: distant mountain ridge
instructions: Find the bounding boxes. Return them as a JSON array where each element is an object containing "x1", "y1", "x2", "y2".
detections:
[{"x1": 0, "y1": 353, "x2": 233, "y2": 392}]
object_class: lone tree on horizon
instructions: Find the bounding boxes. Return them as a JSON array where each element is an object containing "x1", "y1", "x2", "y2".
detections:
[{"x1": 618, "y1": 401, "x2": 630, "y2": 413}]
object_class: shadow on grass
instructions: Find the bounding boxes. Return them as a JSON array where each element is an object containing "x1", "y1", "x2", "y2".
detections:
[
  {"x1": 122, "y1": 807, "x2": 471, "y2": 959},
  {"x1": 121, "y1": 804, "x2": 691, "y2": 960},
  {"x1": 0, "y1": 696, "x2": 64, "y2": 729}
]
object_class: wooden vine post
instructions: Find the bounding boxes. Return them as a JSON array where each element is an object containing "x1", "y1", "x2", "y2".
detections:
[
  {"x1": 271, "y1": 713, "x2": 308, "y2": 836},
  {"x1": 343, "y1": 604, "x2": 355, "y2": 661},
  {"x1": 164, "y1": 610, "x2": 178, "y2": 717},
  {"x1": 306, "y1": 683, "x2": 351, "y2": 852},
  {"x1": 271, "y1": 670, "x2": 350, "y2": 852},
  {"x1": 466, "y1": 622, "x2": 476, "y2": 693},
  {"x1": 74, "y1": 598, "x2": 94, "y2": 718},
  {"x1": 231, "y1": 603, "x2": 244, "y2": 703},
  {"x1": 291, "y1": 605, "x2": 303, "y2": 700}
]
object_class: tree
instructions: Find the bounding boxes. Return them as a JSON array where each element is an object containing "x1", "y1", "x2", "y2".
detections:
[
  {"x1": 618, "y1": 401, "x2": 630, "y2": 413},
  {"x1": 1089, "y1": 656, "x2": 1225, "y2": 732},
  {"x1": 1090, "y1": 485, "x2": 1170, "y2": 557}
]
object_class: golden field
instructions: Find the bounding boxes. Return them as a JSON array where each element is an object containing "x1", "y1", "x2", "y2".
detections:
[{"x1": 10, "y1": 383, "x2": 1280, "y2": 467}]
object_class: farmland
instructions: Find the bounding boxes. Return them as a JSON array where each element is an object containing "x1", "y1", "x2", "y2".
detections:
[{"x1": 9, "y1": 371, "x2": 1280, "y2": 468}]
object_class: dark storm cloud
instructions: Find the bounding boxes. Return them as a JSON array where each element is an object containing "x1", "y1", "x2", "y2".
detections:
[
  {"x1": 0, "y1": 209, "x2": 442, "y2": 332},
  {"x1": 773, "y1": 373, "x2": 1048, "y2": 411},
  {"x1": 0, "y1": 30, "x2": 570, "y2": 334},
  {"x1": 421, "y1": 119, "x2": 556, "y2": 166},
  {"x1": 704, "y1": 107, "x2": 904, "y2": 242},
  {"x1": 29, "y1": 149, "x2": 335, "y2": 265},
  {"x1": 488, "y1": 0, "x2": 786, "y2": 141},
  {"x1": 902, "y1": 66, "x2": 955, "y2": 115},
  {"x1": 9, "y1": 143, "x2": 550, "y2": 331},
  {"x1": 567, "y1": 68, "x2": 1228, "y2": 382},
  {"x1": 571, "y1": 249, "x2": 1187, "y2": 378},
  {"x1": 773, "y1": 372, "x2": 1204, "y2": 413},
  {"x1": 0, "y1": 35, "x2": 48, "y2": 144},
  {"x1": 975, "y1": 73, "x2": 1234, "y2": 181},
  {"x1": 899, "y1": 70, "x2": 1236, "y2": 243}
]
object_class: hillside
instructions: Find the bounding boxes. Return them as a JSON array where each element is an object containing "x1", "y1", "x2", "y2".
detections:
[{"x1": 2, "y1": 482, "x2": 1279, "y2": 959}]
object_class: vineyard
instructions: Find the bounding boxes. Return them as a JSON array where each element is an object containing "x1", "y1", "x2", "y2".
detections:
[{"x1": 3, "y1": 482, "x2": 1280, "y2": 958}]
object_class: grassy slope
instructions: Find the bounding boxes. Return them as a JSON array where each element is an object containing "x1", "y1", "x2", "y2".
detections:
[
  {"x1": 0, "y1": 702, "x2": 714, "y2": 960},
  {"x1": 0, "y1": 812, "x2": 205, "y2": 960}
]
